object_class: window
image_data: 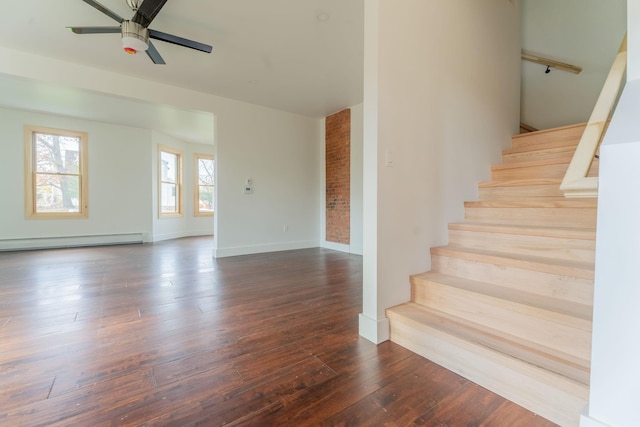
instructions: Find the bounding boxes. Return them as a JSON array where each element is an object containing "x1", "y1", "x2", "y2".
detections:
[
  {"x1": 24, "y1": 125, "x2": 88, "y2": 219},
  {"x1": 194, "y1": 154, "x2": 214, "y2": 216},
  {"x1": 159, "y1": 146, "x2": 183, "y2": 217}
]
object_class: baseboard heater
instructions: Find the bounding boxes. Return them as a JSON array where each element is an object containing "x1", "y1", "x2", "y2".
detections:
[{"x1": 0, "y1": 233, "x2": 144, "y2": 252}]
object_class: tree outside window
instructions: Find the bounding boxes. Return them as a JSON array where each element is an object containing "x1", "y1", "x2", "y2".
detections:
[
  {"x1": 195, "y1": 154, "x2": 214, "y2": 216},
  {"x1": 24, "y1": 126, "x2": 88, "y2": 219}
]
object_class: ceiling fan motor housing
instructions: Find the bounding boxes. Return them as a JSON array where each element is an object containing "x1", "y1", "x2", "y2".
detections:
[{"x1": 121, "y1": 20, "x2": 149, "y2": 54}]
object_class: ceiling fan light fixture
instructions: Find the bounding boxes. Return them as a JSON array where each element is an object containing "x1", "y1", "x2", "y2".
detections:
[
  {"x1": 121, "y1": 20, "x2": 149, "y2": 54},
  {"x1": 126, "y1": 0, "x2": 143, "y2": 12}
]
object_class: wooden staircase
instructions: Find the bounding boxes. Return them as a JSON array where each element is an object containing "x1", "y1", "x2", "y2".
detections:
[{"x1": 386, "y1": 123, "x2": 596, "y2": 427}]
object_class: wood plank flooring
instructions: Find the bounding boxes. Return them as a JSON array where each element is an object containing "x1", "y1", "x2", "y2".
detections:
[{"x1": 0, "y1": 237, "x2": 557, "y2": 426}]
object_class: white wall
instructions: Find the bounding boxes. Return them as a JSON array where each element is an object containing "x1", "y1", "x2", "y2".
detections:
[
  {"x1": 521, "y1": 0, "x2": 626, "y2": 129},
  {"x1": 360, "y1": 0, "x2": 521, "y2": 343},
  {"x1": 0, "y1": 107, "x2": 153, "y2": 248},
  {"x1": 0, "y1": 47, "x2": 322, "y2": 256},
  {"x1": 213, "y1": 105, "x2": 321, "y2": 257},
  {"x1": 581, "y1": 3, "x2": 640, "y2": 425},
  {"x1": 586, "y1": 81, "x2": 640, "y2": 427}
]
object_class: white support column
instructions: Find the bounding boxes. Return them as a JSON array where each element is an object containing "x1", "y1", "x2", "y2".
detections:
[{"x1": 360, "y1": 0, "x2": 389, "y2": 344}]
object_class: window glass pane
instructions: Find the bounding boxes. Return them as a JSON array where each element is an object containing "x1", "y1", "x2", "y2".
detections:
[
  {"x1": 198, "y1": 184, "x2": 214, "y2": 212},
  {"x1": 35, "y1": 133, "x2": 80, "y2": 174},
  {"x1": 35, "y1": 174, "x2": 80, "y2": 213},
  {"x1": 198, "y1": 158, "x2": 214, "y2": 185},
  {"x1": 161, "y1": 151, "x2": 177, "y2": 183},
  {"x1": 161, "y1": 182, "x2": 177, "y2": 212}
]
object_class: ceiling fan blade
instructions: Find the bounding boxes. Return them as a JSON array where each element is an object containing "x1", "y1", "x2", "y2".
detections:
[
  {"x1": 81, "y1": 0, "x2": 124, "y2": 23},
  {"x1": 132, "y1": 0, "x2": 169, "y2": 28},
  {"x1": 146, "y1": 41, "x2": 166, "y2": 64},
  {"x1": 149, "y1": 29, "x2": 212, "y2": 54},
  {"x1": 67, "y1": 26, "x2": 121, "y2": 34}
]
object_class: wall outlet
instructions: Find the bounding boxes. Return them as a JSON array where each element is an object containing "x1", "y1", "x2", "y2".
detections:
[{"x1": 283, "y1": 224, "x2": 289, "y2": 232}]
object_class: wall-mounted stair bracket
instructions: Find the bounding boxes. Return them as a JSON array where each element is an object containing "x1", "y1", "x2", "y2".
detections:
[{"x1": 521, "y1": 50, "x2": 582, "y2": 74}]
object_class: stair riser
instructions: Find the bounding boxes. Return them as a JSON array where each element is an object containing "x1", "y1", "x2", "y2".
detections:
[
  {"x1": 465, "y1": 207, "x2": 597, "y2": 228},
  {"x1": 447, "y1": 229, "x2": 595, "y2": 263},
  {"x1": 478, "y1": 184, "x2": 564, "y2": 200},
  {"x1": 430, "y1": 253, "x2": 594, "y2": 306},
  {"x1": 502, "y1": 146, "x2": 577, "y2": 164},
  {"x1": 510, "y1": 124, "x2": 586, "y2": 151},
  {"x1": 411, "y1": 280, "x2": 592, "y2": 361},
  {"x1": 492, "y1": 162, "x2": 569, "y2": 180},
  {"x1": 388, "y1": 312, "x2": 588, "y2": 427}
]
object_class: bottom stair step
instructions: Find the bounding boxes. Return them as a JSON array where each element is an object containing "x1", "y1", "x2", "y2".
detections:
[{"x1": 387, "y1": 302, "x2": 589, "y2": 427}]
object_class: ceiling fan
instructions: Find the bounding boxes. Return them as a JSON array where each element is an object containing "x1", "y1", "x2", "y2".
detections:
[{"x1": 67, "y1": 0, "x2": 212, "y2": 64}]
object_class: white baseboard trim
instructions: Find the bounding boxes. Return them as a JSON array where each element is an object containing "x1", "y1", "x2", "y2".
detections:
[
  {"x1": 213, "y1": 240, "x2": 318, "y2": 258},
  {"x1": 350, "y1": 244, "x2": 363, "y2": 256},
  {"x1": 151, "y1": 231, "x2": 213, "y2": 243},
  {"x1": 322, "y1": 241, "x2": 350, "y2": 253},
  {"x1": 580, "y1": 406, "x2": 613, "y2": 427},
  {"x1": 322, "y1": 240, "x2": 363, "y2": 255},
  {"x1": 0, "y1": 233, "x2": 144, "y2": 251},
  {"x1": 359, "y1": 313, "x2": 390, "y2": 344}
]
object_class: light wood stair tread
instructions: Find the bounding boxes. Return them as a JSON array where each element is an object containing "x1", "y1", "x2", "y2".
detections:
[
  {"x1": 448, "y1": 222, "x2": 596, "y2": 240},
  {"x1": 478, "y1": 178, "x2": 563, "y2": 188},
  {"x1": 503, "y1": 145, "x2": 577, "y2": 159},
  {"x1": 504, "y1": 140, "x2": 580, "y2": 155},
  {"x1": 431, "y1": 246, "x2": 594, "y2": 280},
  {"x1": 501, "y1": 147, "x2": 580, "y2": 166},
  {"x1": 491, "y1": 156, "x2": 573, "y2": 171},
  {"x1": 511, "y1": 123, "x2": 586, "y2": 141},
  {"x1": 387, "y1": 302, "x2": 591, "y2": 384},
  {"x1": 464, "y1": 198, "x2": 597, "y2": 208},
  {"x1": 508, "y1": 123, "x2": 587, "y2": 154},
  {"x1": 411, "y1": 271, "x2": 593, "y2": 321}
]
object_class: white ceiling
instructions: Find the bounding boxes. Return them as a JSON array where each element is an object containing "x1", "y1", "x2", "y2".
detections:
[
  {"x1": 0, "y1": 0, "x2": 364, "y2": 144},
  {"x1": 2, "y1": 0, "x2": 626, "y2": 142}
]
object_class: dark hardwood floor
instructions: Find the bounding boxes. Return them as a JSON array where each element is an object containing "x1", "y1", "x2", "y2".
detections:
[{"x1": 0, "y1": 237, "x2": 557, "y2": 426}]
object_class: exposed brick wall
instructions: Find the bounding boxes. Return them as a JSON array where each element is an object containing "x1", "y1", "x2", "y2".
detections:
[{"x1": 326, "y1": 109, "x2": 350, "y2": 244}]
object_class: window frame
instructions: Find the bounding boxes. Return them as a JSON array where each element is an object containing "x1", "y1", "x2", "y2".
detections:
[
  {"x1": 24, "y1": 125, "x2": 89, "y2": 219},
  {"x1": 158, "y1": 145, "x2": 183, "y2": 218},
  {"x1": 194, "y1": 153, "x2": 214, "y2": 217}
]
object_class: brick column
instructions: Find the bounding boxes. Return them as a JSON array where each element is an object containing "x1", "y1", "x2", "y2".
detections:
[{"x1": 326, "y1": 109, "x2": 351, "y2": 244}]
